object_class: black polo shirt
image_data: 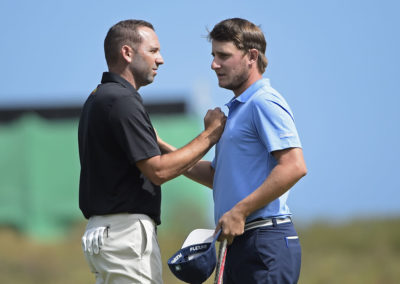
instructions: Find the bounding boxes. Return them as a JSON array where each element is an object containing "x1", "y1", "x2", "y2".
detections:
[{"x1": 78, "y1": 72, "x2": 162, "y2": 224}]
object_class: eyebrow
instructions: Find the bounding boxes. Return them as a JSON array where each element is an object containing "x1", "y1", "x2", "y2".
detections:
[
  {"x1": 212, "y1": 50, "x2": 230, "y2": 56},
  {"x1": 148, "y1": 44, "x2": 160, "y2": 51}
]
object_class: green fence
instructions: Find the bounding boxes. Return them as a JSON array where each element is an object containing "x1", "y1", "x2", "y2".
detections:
[{"x1": 0, "y1": 114, "x2": 214, "y2": 240}]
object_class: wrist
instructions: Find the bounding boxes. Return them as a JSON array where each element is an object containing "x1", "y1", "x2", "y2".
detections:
[
  {"x1": 201, "y1": 128, "x2": 218, "y2": 145},
  {"x1": 232, "y1": 202, "x2": 250, "y2": 221}
]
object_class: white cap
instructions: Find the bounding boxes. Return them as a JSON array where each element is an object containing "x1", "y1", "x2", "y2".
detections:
[{"x1": 181, "y1": 229, "x2": 215, "y2": 261}]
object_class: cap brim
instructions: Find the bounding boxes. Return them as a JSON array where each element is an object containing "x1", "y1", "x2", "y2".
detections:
[{"x1": 181, "y1": 229, "x2": 215, "y2": 249}]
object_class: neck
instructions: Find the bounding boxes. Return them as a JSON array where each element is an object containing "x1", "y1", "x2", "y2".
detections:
[
  {"x1": 109, "y1": 66, "x2": 139, "y2": 90},
  {"x1": 233, "y1": 72, "x2": 262, "y2": 97}
]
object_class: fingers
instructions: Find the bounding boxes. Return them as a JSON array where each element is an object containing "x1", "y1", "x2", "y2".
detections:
[
  {"x1": 204, "y1": 107, "x2": 227, "y2": 139},
  {"x1": 82, "y1": 226, "x2": 107, "y2": 255},
  {"x1": 216, "y1": 210, "x2": 246, "y2": 245},
  {"x1": 92, "y1": 228, "x2": 100, "y2": 254},
  {"x1": 213, "y1": 107, "x2": 225, "y2": 119},
  {"x1": 98, "y1": 227, "x2": 105, "y2": 247},
  {"x1": 215, "y1": 220, "x2": 233, "y2": 245},
  {"x1": 206, "y1": 107, "x2": 225, "y2": 118},
  {"x1": 81, "y1": 234, "x2": 87, "y2": 251},
  {"x1": 86, "y1": 228, "x2": 94, "y2": 255},
  {"x1": 217, "y1": 228, "x2": 234, "y2": 245},
  {"x1": 94, "y1": 227, "x2": 106, "y2": 254},
  {"x1": 221, "y1": 225, "x2": 235, "y2": 245}
]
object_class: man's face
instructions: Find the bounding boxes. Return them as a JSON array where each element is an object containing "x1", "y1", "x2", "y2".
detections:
[
  {"x1": 211, "y1": 40, "x2": 250, "y2": 95},
  {"x1": 130, "y1": 27, "x2": 164, "y2": 89}
]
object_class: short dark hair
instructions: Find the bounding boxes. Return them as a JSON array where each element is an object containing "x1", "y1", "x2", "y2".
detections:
[
  {"x1": 104, "y1": 19, "x2": 154, "y2": 67},
  {"x1": 208, "y1": 18, "x2": 268, "y2": 74}
]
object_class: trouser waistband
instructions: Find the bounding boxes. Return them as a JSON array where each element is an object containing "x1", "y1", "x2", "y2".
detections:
[{"x1": 244, "y1": 217, "x2": 292, "y2": 231}]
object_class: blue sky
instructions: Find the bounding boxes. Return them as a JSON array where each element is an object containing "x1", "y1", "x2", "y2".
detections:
[{"x1": 1, "y1": 0, "x2": 399, "y2": 222}]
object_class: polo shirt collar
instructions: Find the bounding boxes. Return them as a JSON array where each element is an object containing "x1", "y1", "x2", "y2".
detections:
[
  {"x1": 101, "y1": 72, "x2": 137, "y2": 93},
  {"x1": 225, "y1": 78, "x2": 271, "y2": 108}
]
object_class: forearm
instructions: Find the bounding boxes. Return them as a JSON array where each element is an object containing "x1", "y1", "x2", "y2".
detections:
[
  {"x1": 184, "y1": 160, "x2": 214, "y2": 189},
  {"x1": 138, "y1": 130, "x2": 216, "y2": 185},
  {"x1": 159, "y1": 136, "x2": 211, "y2": 177},
  {"x1": 215, "y1": 163, "x2": 304, "y2": 244},
  {"x1": 157, "y1": 137, "x2": 214, "y2": 188},
  {"x1": 234, "y1": 156, "x2": 307, "y2": 218},
  {"x1": 139, "y1": 107, "x2": 226, "y2": 185},
  {"x1": 215, "y1": 148, "x2": 306, "y2": 244}
]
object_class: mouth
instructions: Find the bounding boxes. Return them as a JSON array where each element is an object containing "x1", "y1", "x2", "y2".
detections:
[{"x1": 216, "y1": 73, "x2": 225, "y2": 80}]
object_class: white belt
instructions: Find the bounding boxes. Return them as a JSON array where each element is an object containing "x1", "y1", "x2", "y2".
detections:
[{"x1": 244, "y1": 217, "x2": 292, "y2": 231}]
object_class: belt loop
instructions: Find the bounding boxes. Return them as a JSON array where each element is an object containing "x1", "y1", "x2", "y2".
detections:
[{"x1": 272, "y1": 218, "x2": 277, "y2": 227}]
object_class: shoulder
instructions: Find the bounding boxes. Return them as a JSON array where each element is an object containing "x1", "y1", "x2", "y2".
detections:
[
  {"x1": 110, "y1": 95, "x2": 145, "y2": 124},
  {"x1": 85, "y1": 83, "x2": 144, "y2": 125},
  {"x1": 96, "y1": 81, "x2": 136, "y2": 101},
  {"x1": 251, "y1": 85, "x2": 285, "y2": 105},
  {"x1": 249, "y1": 87, "x2": 295, "y2": 119},
  {"x1": 95, "y1": 82, "x2": 142, "y2": 110}
]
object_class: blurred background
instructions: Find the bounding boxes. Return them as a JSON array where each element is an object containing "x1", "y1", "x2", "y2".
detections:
[{"x1": 0, "y1": 0, "x2": 399, "y2": 283}]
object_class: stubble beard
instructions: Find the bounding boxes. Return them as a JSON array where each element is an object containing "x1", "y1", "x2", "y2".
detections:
[
  {"x1": 219, "y1": 71, "x2": 249, "y2": 93},
  {"x1": 130, "y1": 62, "x2": 155, "y2": 88},
  {"x1": 218, "y1": 59, "x2": 250, "y2": 93},
  {"x1": 139, "y1": 74, "x2": 154, "y2": 87}
]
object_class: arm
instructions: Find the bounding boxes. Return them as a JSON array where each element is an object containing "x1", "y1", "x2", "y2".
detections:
[
  {"x1": 216, "y1": 147, "x2": 307, "y2": 244},
  {"x1": 136, "y1": 108, "x2": 225, "y2": 186},
  {"x1": 184, "y1": 161, "x2": 215, "y2": 189},
  {"x1": 157, "y1": 131, "x2": 215, "y2": 188}
]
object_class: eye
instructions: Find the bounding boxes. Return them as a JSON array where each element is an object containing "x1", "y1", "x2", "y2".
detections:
[
  {"x1": 150, "y1": 48, "x2": 159, "y2": 54},
  {"x1": 218, "y1": 53, "x2": 229, "y2": 59}
]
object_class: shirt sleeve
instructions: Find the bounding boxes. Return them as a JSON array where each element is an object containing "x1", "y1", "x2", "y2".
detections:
[
  {"x1": 109, "y1": 95, "x2": 161, "y2": 163},
  {"x1": 252, "y1": 97, "x2": 302, "y2": 153}
]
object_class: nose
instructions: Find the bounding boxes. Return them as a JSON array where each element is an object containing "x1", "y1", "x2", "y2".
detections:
[
  {"x1": 211, "y1": 58, "x2": 220, "y2": 70},
  {"x1": 156, "y1": 53, "x2": 164, "y2": 66}
]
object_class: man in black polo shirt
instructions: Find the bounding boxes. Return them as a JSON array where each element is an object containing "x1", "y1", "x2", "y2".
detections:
[{"x1": 78, "y1": 19, "x2": 226, "y2": 284}]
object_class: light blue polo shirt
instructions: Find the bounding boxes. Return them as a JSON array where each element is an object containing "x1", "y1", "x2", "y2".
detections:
[{"x1": 211, "y1": 78, "x2": 302, "y2": 225}]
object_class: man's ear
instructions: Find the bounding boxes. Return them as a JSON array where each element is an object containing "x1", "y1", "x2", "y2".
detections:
[
  {"x1": 248, "y1": 48, "x2": 259, "y2": 64},
  {"x1": 121, "y1": 45, "x2": 134, "y2": 63}
]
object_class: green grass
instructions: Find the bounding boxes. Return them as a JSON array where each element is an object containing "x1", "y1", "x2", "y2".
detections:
[
  {"x1": 1, "y1": 218, "x2": 399, "y2": 283},
  {"x1": 297, "y1": 218, "x2": 400, "y2": 284}
]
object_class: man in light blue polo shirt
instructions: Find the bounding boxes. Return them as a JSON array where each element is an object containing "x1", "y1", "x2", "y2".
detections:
[
  {"x1": 212, "y1": 77, "x2": 301, "y2": 228},
  {"x1": 173, "y1": 18, "x2": 307, "y2": 283},
  {"x1": 158, "y1": 18, "x2": 307, "y2": 283}
]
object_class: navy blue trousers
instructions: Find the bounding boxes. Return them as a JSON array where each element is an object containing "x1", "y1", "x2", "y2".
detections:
[{"x1": 223, "y1": 221, "x2": 301, "y2": 284}]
